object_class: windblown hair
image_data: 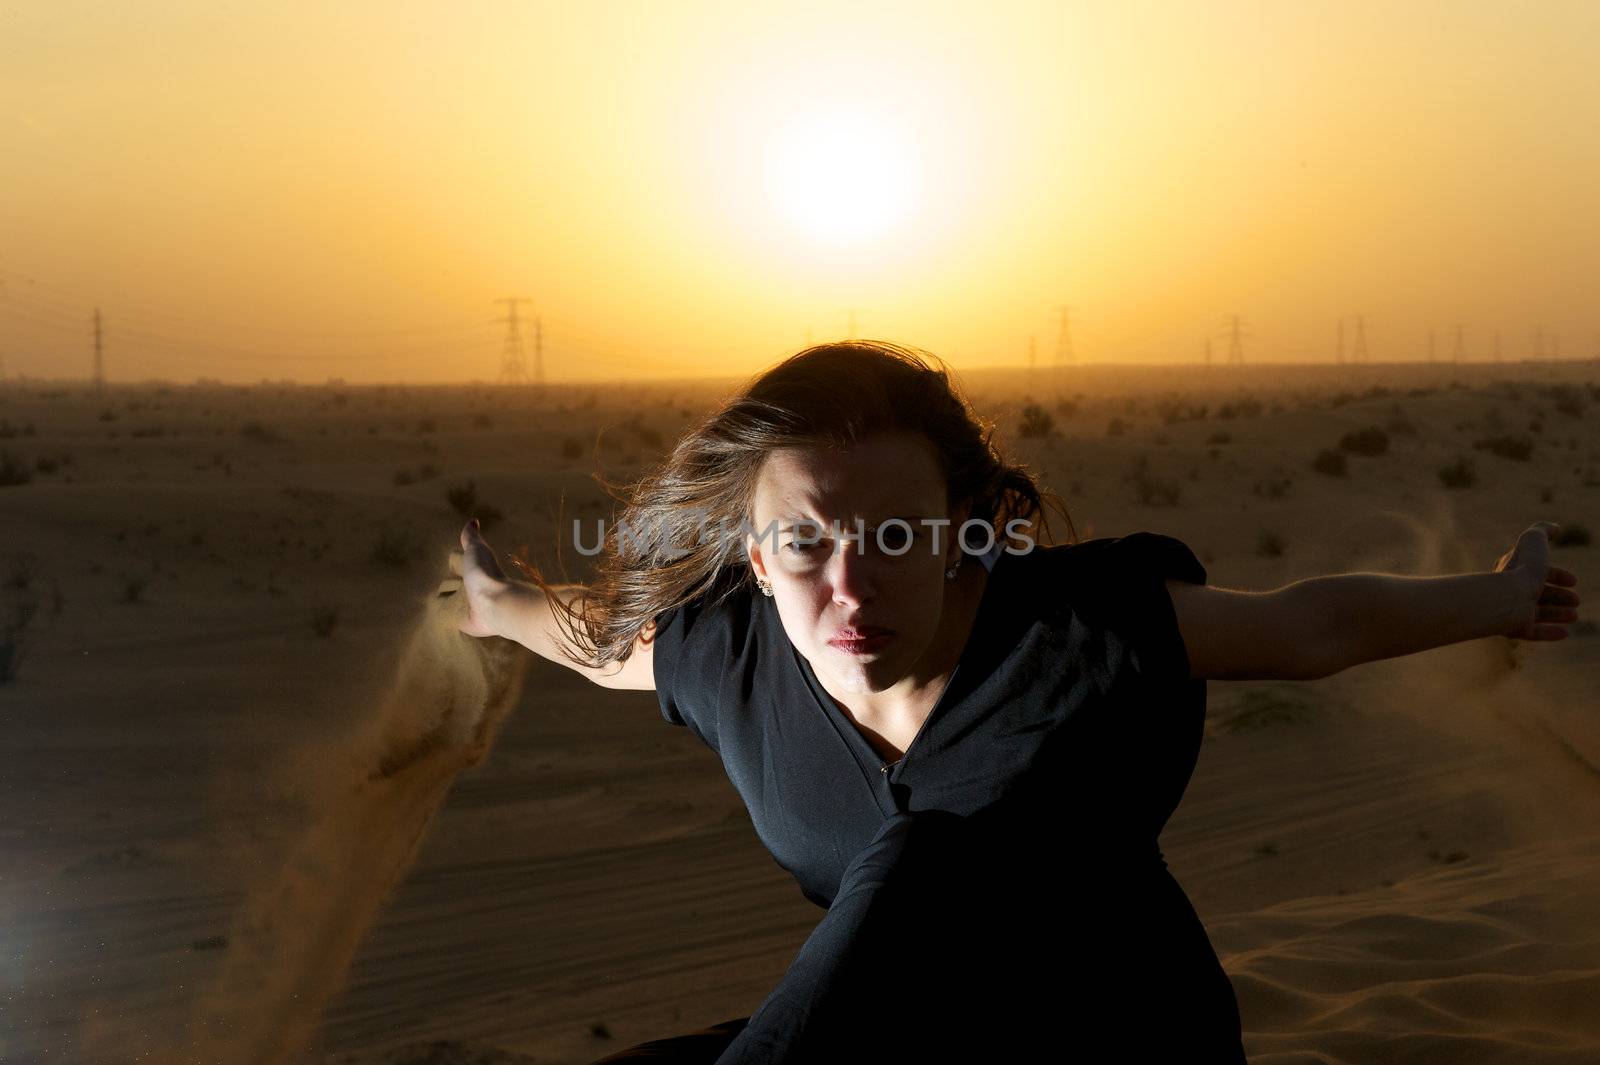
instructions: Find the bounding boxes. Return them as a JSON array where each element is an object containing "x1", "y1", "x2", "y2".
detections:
[{"x1": 522, "y1": 339, "x2": 1074, "y2": 668}]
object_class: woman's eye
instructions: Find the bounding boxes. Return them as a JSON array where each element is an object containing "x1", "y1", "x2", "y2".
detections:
[{"x1": 875, "y1": 525, "x2": 914, "y2": 552}]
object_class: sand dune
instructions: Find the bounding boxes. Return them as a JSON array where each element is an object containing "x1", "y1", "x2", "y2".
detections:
[{"x1": 1, "y1": 362, "x2": 1595, "y2": 1063}]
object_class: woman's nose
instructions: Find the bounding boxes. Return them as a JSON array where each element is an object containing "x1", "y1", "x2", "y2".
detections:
[{"x1": 829, "y1": 541, "x2": 877, "y2": 606}]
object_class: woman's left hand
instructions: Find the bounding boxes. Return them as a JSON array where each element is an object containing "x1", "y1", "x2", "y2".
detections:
[{"x1": 1494, "y1": 521, "x2": 1581, "y2": 640}]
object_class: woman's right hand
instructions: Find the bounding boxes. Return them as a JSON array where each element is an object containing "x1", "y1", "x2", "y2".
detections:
[{"x1": 452, "y1": 518, "x2": 511, "y2": 639}]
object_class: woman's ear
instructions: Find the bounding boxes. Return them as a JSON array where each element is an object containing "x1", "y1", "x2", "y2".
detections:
[
  {"x1": 746, "y1": 534, "x2": 769, "y2": 582},
  {"x1": 946, "y1": 499, "x2": 972, "y2": 566}
]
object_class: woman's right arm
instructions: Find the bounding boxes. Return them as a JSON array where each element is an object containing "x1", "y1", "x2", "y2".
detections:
[{"x1": 455, "y1": 521, "x2": 657, "y2": 691}]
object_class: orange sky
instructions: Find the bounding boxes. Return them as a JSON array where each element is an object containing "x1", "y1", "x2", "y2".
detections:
[{"x1": 2, "y1": 1, "x2": 1597, "y2": 383}]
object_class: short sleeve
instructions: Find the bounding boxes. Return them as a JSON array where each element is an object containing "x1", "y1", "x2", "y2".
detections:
[
  {"x1": 1054, "y1": 532, "x2": 1209, "y2": 837},
  {"x1": 1070, "y1": 532, "x2": 1207, "y2": 685},
  {"x1": 650, "y1": 590, "x2": 747, "y2": 751}
]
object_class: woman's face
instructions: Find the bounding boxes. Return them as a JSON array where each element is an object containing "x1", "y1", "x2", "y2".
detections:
[{"x1": 746, "y1": 431, "x2": 965, "y2": 696}]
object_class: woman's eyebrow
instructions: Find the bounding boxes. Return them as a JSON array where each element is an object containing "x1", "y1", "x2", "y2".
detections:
[{"x1": 775, "y1": 514, "x2": 930, "y2": 534}]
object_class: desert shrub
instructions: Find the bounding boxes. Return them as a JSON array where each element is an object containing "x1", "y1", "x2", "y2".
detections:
[
  {"x1": 1160, "y1": 402, "x2": 1208, "y2": 425},
  {"x1": 627, "y1": 420, "x2": 665, "y2": 449},
  {"x1": 1217, "y1": 398, "x2": 1263, "y2": 419},
  {"x1": 1552, "y1": 525, "x2": 1592, "y2": 547},
  {"x1": 1205, "y1": 431, "x2": 1232, "y2": 445},
  {"x1": 444, "y1": 481, "x2": 503, "y2": 530},
  {"x1": 446, "y1": 481, "x2": 478, "y2": 516},
  {"x1": 1311, "y1": 449, "x2": 1347, "y2": 477},
  {"x1": 1055, "y1": 398, "x2": 1079, "y2": 418},
  {"x1": 1131, "y1": 457, "x2": 1181, "y2": 506},
  {"x1": 1, "y1": 599, "x2": 37, "y2": 684},
  {"x1": 6, "y1": 556, "x2": 34, "y2": 592},
  {"x1": 1473, "y1": 434, "x2": 1533, "y2": 461},
  {"x1": 311, "y1": 605, "x2": 340, "y2": 638},
  {"x1": 1339, "y1": 427, "x2": 1389, "y2": 456},
  {"x1": 121, "y1": 575, "x2": 148, "y2": 603},
  {"x1": 0, "y1": 452, "x2": 32, "y2": 487},
  {"x1": 1256, "y1": 531, "x2": 1286, "y2": 558},
  {"x1": 1253, "y1": 476, "x2": 1292, "y2": 499},
  {"x1": 560, "y1": 437, "x2": 584, "y2": 460},
  {"x1": 393, "y1": 462, "x2": 441, "y2": 487},
  {"x1": 1438, "y1": 457, "x2": 1476, "y2": 488},
  {"x1": 1106, "y1": 417, "x2": 1127, "y2": 438},
  {"x1": 472, "y1": 412, "x2": 493, "y2": 429},
  {"x1": 1547, "y1": 387, "x2": 1586, "y2": 419},
  {"x1": 1018, "y1": 405, "x2": 1055, "y2": 439},
  {"x1": 1384, "y1": 414, "x2": 1418, "y2": 437},
  {"x1": 239, "y1": 421, "x2": 284, "y2": 443}
]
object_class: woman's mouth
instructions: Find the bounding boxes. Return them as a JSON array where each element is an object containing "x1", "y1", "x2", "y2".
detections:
[{"x1": 827, "y1": 627, "x2": 894, "y2": 655}]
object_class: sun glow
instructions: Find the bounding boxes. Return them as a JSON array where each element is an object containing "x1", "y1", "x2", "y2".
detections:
[{"x1": 764, "y1": 111, "x2": 924, "y2": 249}]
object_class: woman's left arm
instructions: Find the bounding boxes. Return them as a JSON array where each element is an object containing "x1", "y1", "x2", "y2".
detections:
[{"x1": 1166, "y1": 522, "x2": 1582, "y2": 681}]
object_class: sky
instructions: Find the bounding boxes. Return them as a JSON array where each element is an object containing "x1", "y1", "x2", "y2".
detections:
[{"x1": 2, "y1": 0, "x2": 1597, "y2": 384}]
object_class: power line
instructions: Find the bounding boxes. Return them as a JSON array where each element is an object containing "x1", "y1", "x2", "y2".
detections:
[
  {"x1": 495, "y1": 297, "x2": 535, "y2": 386},
  {"x1": 93, "y1": 307, "x2": 104, "y2": 390},
  {"x1": 1225, "y1": 314, "x2": 1247, "y2": 364},
  {"x1": 1055, "y1": 306, "x2": 1074, "y2": 367}
]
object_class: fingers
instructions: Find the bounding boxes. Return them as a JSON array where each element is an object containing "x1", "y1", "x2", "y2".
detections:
[
  {"x1": 1539, "y1": 583, "x2": 1580, "y2": 605},
  {"x1": 1547, "y1": 566, "x2": 1579, "y2": 587}
]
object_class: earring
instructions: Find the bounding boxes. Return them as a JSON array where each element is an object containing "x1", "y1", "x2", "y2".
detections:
[
  {"x1": 756, "y1": 577, "x2": 774, "y2": 597},
  {"x1": 944, "y1": 554, "x2": 963, "y2": 580}
]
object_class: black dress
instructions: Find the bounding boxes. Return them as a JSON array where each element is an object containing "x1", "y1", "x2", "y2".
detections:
[{"x1": 603, "y1": 533, "x2": 1245, "y2": 1063}]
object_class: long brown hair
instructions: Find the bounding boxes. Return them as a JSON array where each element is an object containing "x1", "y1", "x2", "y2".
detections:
[{"x1": 520, "y1": 340, "x2": 1074, "y2": 668}]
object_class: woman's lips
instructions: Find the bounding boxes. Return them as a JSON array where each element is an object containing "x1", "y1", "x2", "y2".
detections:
[{"x1": 827, "y1": 627, "x2": 894, "y2": 655}]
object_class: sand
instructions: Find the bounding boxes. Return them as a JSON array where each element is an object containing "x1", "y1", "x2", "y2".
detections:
[{"x1": 0, "y1": 360, "x2": 1596, "y2": 1064}]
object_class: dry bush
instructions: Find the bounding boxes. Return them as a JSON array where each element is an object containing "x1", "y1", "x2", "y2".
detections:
[
  {"x1": 1130, "y1": 455, "x2": 1182, "y2": 506},
  {"x1": 1474, "y1": 434, "x2": 1534, "y2": 461},
  {"x1": 1252, "y1": 476, "x2": 1292, "y2": 499},
  {"x1": 0, "y1": 452, "x2": 32, "y2": 487},
  {"x1": 1438, "y1": 457, "x2": 1477, "y2": 488},
  {"x1": 1311, "y1": 449, "x2": 1347, "y2": 477},
  {"x1": 1339, "y1": 427, "x2": 1389, "y2": 456},
  {"x1": 1019, "y1": 404, "x2": 1055, "y2": 439},
  {"x1": 311, "y1": 606, "x2": 340, "y2": 638},
  {"x1": 370, "y1": 528, "x2": 418, "y2": 569}
]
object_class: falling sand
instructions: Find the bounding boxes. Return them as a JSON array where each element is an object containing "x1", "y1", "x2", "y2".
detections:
[{"x1": 129, "y1": 562, "x2": 527, "y2": 1065}]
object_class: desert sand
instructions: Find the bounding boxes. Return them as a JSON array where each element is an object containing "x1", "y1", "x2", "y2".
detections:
[{"x1": 2, "y1": 359, "x2": 1598, "y2": 1064}]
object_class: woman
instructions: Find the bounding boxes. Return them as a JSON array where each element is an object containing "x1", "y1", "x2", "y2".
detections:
[{"x1": 451, "y1": 340, "x2": 1580, "y2": 1062}]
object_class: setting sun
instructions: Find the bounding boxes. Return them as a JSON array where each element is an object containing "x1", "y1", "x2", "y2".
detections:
[{"x1": 764, "y1": 110, "x2": 923, "y2": 249}]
